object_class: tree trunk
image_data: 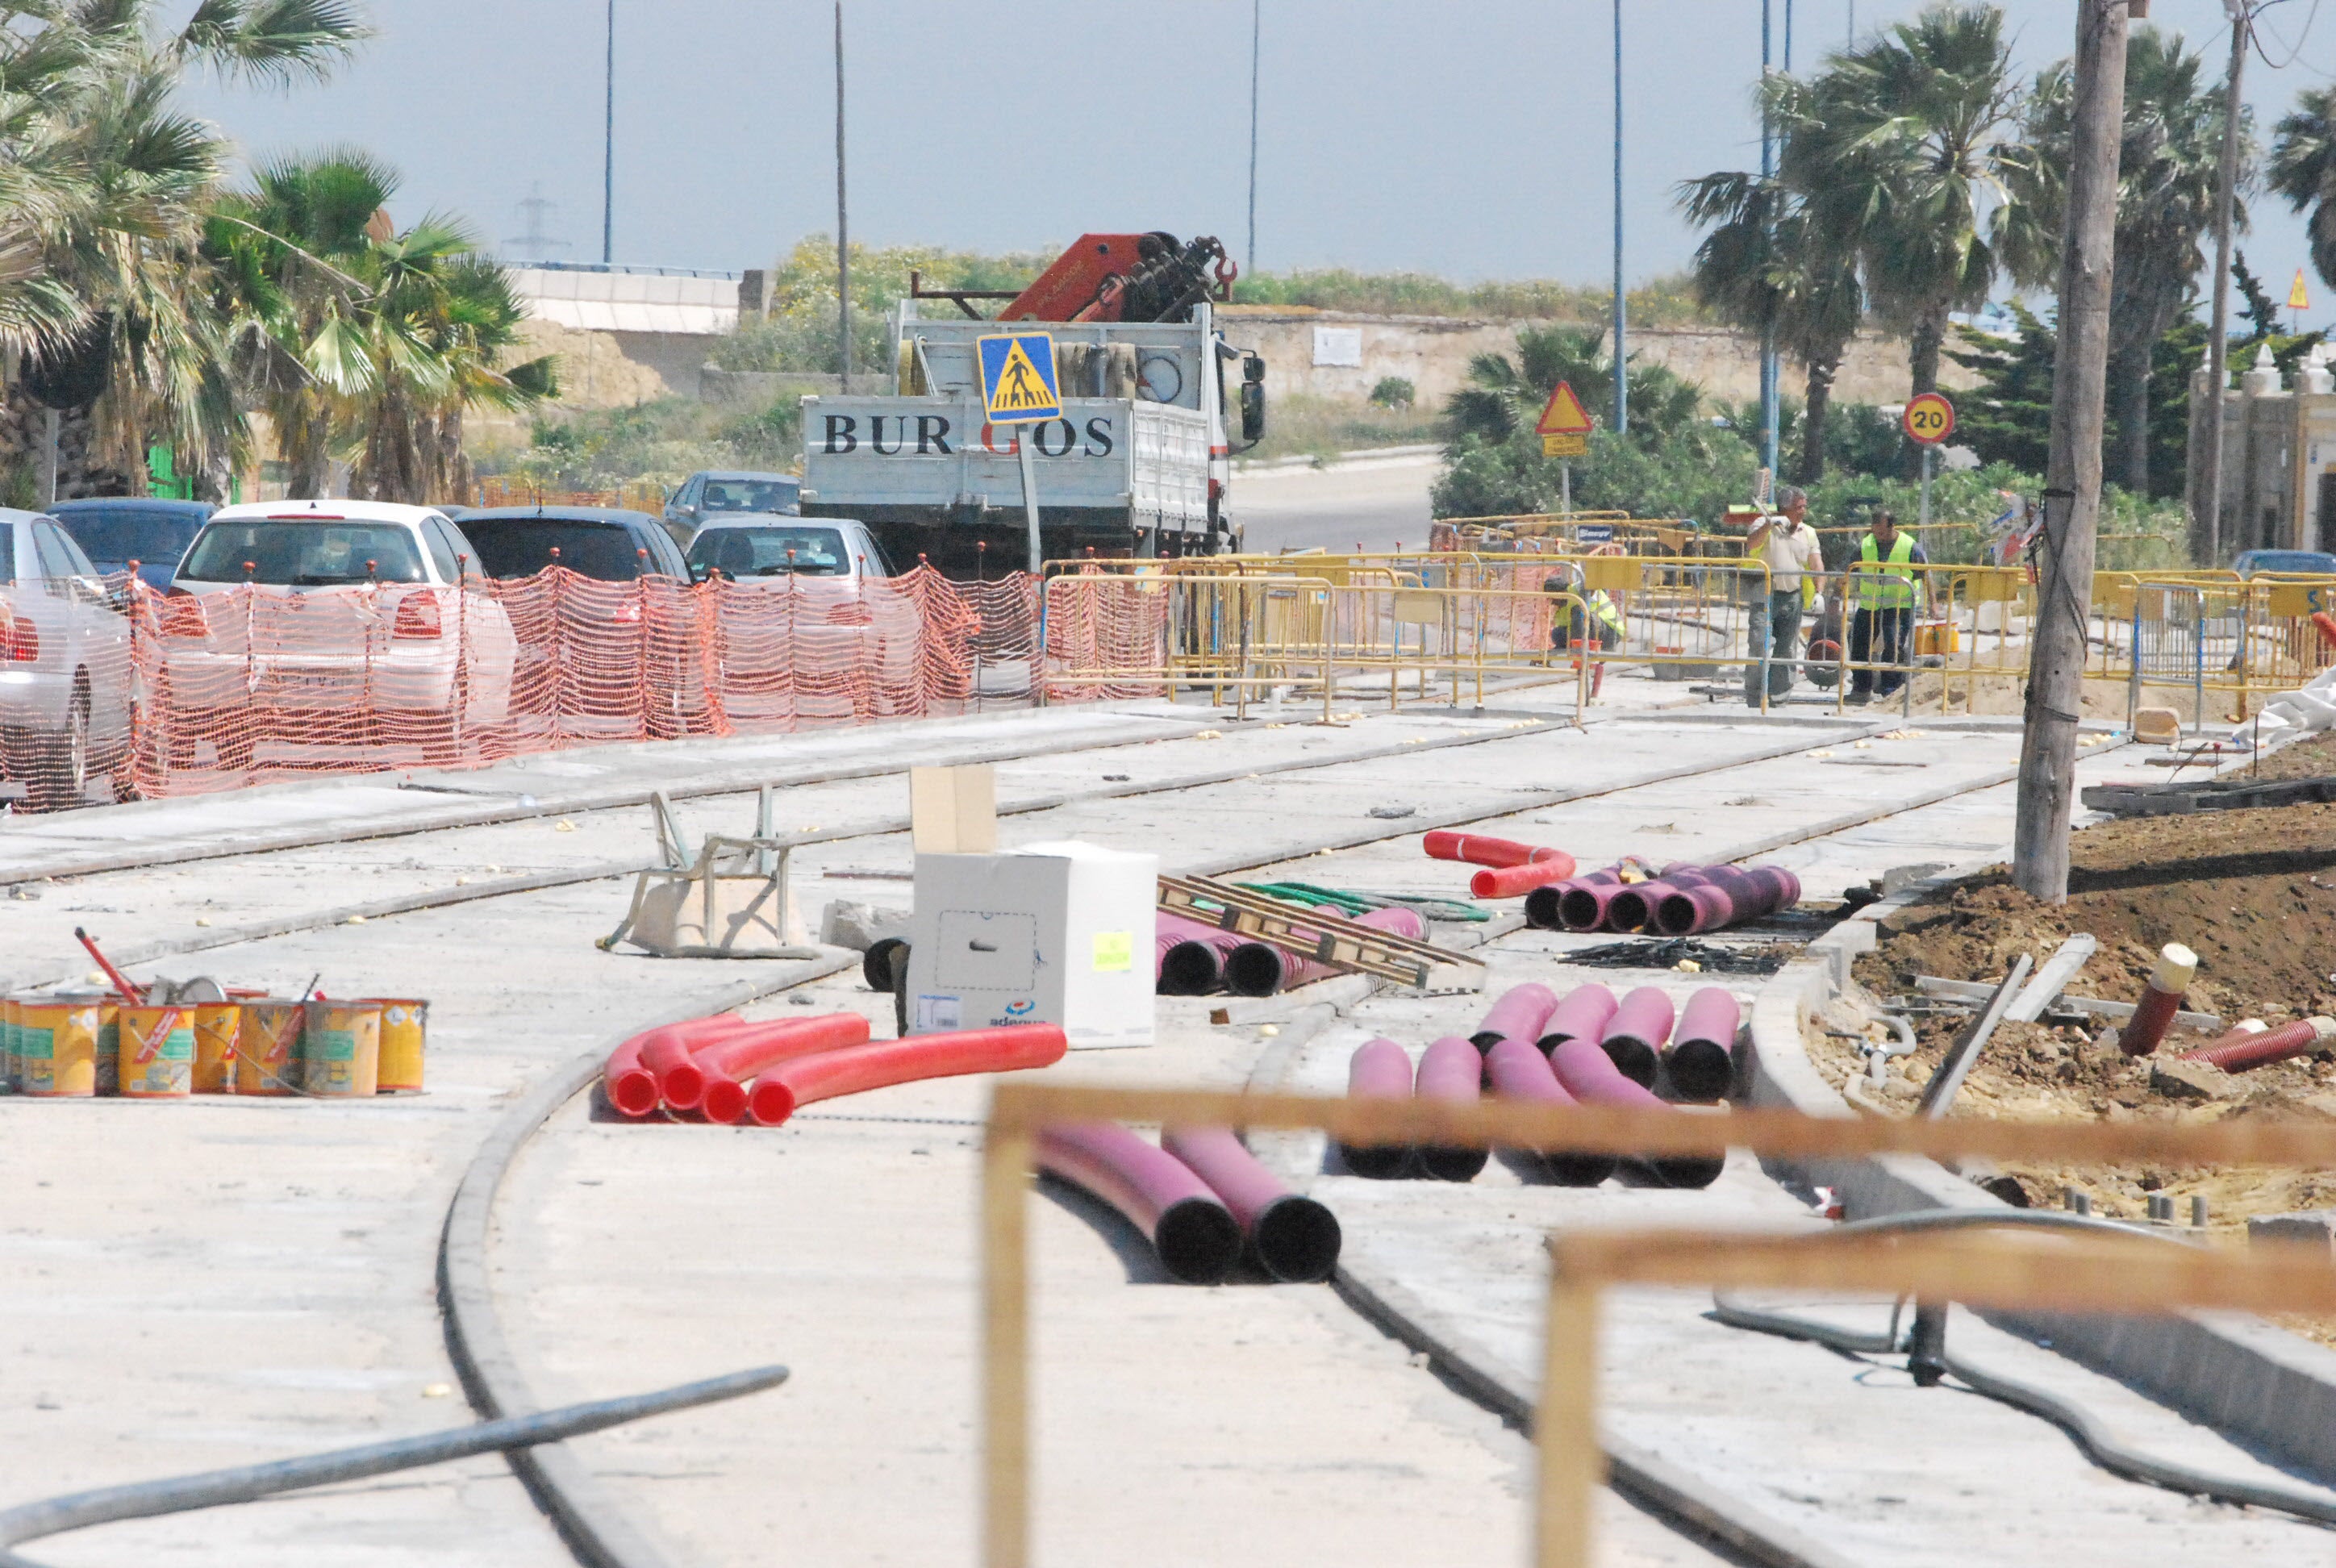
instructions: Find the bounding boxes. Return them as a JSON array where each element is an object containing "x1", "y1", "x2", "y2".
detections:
[
  {"x1": 1796, "y1": 352, "x2": 1839, "y2": 485},
  {"x1": 2109, "y1": 340, "x2": 2152, "y2": 494},
  {"x1": 285, "y1": 406, "x2": 333, "y2": 498},
  {"x1": 1908, "y1": 308, "x2": 1947, "y2": 397}
]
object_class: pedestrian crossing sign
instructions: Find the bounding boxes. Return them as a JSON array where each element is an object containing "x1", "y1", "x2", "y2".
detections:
[{"x1": 978, "y1": 332, "x2": 1062, "y2": 423}]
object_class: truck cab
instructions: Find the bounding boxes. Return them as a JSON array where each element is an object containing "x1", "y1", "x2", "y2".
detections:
[{"x1": 798, "y1": 234, "x2": 1264, "y2": 575}]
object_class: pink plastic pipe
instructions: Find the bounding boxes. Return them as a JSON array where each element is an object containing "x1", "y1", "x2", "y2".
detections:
[
  {"x1": 1157, "y1": 911, "x2": 1245, "y2": 996},
  {"x1": 1597, "y1": 986, "x2": 1677, "y2": 1087},
  {"x1": 1336, "y1": 1037, "x2": 1415, "y2": 1178},
  {"x1": 1536, "y1": 982, "x2": 1619, "y2": 1054},
  {"x1": 1161, "y1": 1126, "x2": 1343, "y2": 1282},
  {"x1": 1483, "y1": 1036, "x2": 1615, "y2": 1186},
  {"x1": 1665, "y1": 987, "x2": 1742, "y2": 1103},
  {"x1": 1470, "y1": 982, "x2": 1559, "y2": 1053},
  {"x1": 1526, "y1": 868, "x2": 1619, "y2": 931},
  {"x1": 1222, "y1": 905, "x2": 1427, "y2": 997},
  {"x1": 1547, "y1": 1038, "x2": 1724, "y2": 1189},
  {"x1": 1413, "y1": 1036, "x2": 1490, "y2": 1182},
  {"x1": 1038, "y1": 1122, "x2": 1244, "y2": 1284}
]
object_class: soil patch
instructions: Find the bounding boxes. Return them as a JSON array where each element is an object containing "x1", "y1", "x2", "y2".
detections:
[
  {"x1": 1818, "y1": 803, "x2": 2336, "y2": 1342},
  {"x1": 2237, "y1": 730, "x2": 2336, "y2": 783}
]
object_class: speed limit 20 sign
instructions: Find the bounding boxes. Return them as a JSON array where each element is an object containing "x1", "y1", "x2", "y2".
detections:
[{"x1": 1903, "y1": 391, "x2": 1955, "y2": 446}]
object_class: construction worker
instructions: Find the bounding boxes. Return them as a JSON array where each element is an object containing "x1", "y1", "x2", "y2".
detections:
[
  {"x1": 1742, "y1": 486, "x2": 1823, "y2": 707},
  {"x1": 1846, "y1": 507, "x2": 1931, "y2": 704},
  {"x1": 1543, "y1": 561, "x2": 1625, "y2": 694}
]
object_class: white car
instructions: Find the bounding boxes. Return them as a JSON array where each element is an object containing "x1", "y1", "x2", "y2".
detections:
[
  {"x1": 0, "y1": 510, "x2": 132, "y2": 807},
  {"x1": 681, "y1": 515, "x2": 922, "y2": 722},
  {"x1": 162, "y1": 500, "x2": 518, "y2": 768}
]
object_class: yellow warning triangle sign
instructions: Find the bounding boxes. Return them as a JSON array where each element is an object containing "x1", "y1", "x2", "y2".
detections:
[
  {"x1": 1535, "y1": 380, "x2": 1596, "y2": 436},
  {"x1": 2294, "y1": 269, "x2": 2315, "y2": 312},
  {"x1": 991, "y1": 338, "x2": 1055, "y2": 413}
]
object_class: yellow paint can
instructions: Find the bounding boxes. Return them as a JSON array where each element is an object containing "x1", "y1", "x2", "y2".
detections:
[
  {"x1": 302, "y1": 1000, "x2": 380, "y2": 1097},
  {"x1": 118, "y1": 1004, "x2": 194, "y2": 1098},
  {"x1": 365, "y1": 999, "x2": 428, "y2": 1093},
  {"x1": 191, "y1": 1003, "x2": 240, "y2": 1095},
  {"x1": 236, "y1": 999, "x2": 304, "y2": 1097},
  {"x1": 56, "y1": 992, "x2": 119, "y2": 1095},
  {"x1": 15, "y1": 997, "x2": 99, "y2": 1096}
]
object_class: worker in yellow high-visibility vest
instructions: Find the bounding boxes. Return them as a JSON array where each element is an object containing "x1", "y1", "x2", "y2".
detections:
[
  {"x1": 1846, "y1": 508, "x2": 1933, "y2": 704},
  {"x1": 1542, "y1": 561, "x2": 1626, "y2": 696}
]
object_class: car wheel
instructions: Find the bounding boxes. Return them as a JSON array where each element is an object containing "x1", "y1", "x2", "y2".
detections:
[{"x1": 27, "y1": 685, "x2": 92, "y2": 811}]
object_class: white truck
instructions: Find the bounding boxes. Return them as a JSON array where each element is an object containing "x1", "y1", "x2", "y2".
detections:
[{"x1": 798, "y1": 232, "x2": 1266, "y2": 574}]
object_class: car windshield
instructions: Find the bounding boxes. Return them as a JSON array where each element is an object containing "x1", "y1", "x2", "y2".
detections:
[
  {"x1": 459, "y1": 518, "x2": 657, "y2": 581},
  {"x1": 51, "y1": 508, "x2": 203, "y2": 565},
  {"x1": 699, "y1": 479, "x2": 798, "y2": 515},
  {"x1": 688, "y1": 526, "x2": 857, "y2": 578},
  {"x1": 180, "y1": 520, "x2": 426, "y2": 586}
]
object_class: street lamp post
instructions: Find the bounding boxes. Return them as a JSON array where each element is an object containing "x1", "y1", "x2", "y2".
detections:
[
  {"x1": 1759, "y1": 0, "x2": 1779, "y2": 485},
  {"x1": 1612, "y1": 0, "x2": 1627, "y2": 436},
  {"x1": 601, "y1": 0, "x2": 614, "y2": 265}
]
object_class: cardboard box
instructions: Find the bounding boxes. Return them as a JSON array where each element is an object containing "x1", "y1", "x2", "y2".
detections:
[{"x1": 906, "y1": 840, "x2": 1158, "y2": 1049}]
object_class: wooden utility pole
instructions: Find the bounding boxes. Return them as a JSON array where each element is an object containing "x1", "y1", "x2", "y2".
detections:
[
  {"x1": 2197, "y1": 1, "x2": 2248, "y2": 561},
  {"x1": 2013, "y1": 0, "x2": 2130, "y2": 902}
]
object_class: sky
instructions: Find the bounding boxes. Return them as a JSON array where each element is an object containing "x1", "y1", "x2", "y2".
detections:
[{"x1": 179, "y1": 0, "x2": 2336, "y2": 319}]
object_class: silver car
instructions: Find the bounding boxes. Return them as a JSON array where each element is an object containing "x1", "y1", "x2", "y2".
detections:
[
  {"x1": 0, "y1": 510, "x2": 132, "y2": 808},
  {"x1": 662, "y1": 470, "x2": 801, "y2": 542}
]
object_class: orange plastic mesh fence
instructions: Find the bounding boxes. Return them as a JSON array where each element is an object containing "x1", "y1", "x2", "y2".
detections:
[{"x1": 0, "y1": 564, "x2": 1167, "y2": 807}]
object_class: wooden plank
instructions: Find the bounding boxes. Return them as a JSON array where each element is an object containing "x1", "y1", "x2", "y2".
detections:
[
  {"x1": 984, "y1": 1082, "x2": 2336, "y2": 1171},
  {"x1": 2004, "y1": 936, "x2": 2097, "y2": 1023},
  {"x1": 1535, "y1": 1278, "x2": 1604, "y2": 1568},
  {"x1": 981, "y1": 1127, "x2": 1033, "y2": 1568},
  {"x1": 1913, "y1": 974, "x2": 2221, "y2": 1032},
  {"x1": 1917, "y1": 956, "x2": 2029, "y2": 1118}
]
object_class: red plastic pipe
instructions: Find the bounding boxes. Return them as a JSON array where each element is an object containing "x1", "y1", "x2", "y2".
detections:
[
  {"x1": 1425, "y1": 830, "x2": 1566, "y2": 869},
  {"x1": 604, "y1": 1014, "x2": 753, "y2": 1118},
  {"x1": 1038, "y1": 1121, "x2": 1244, "y2": 1284},
  {"x1": 1597, "y1": 986, "x2": 1677, "y2": 1087},
  {"x1": 1470, "y1": 853, "x2": 1581, "y2": 899},
  {"x1": 2184, "y1": 1015, "x2": 2336, "y2": 1073},
  {"x1": 1537, "y1": 982, "x2": 1618, "y2": 1054},
  {"x1": 1160, "y1": 1126, "x2": 1343, "y2": 1282},
  {"x1": 1470, "y1": 982, "x2": 1560, "y2": 1052},
  {"x1": 1414, "y1": 1035, "x2": 1490, "y2": 1182},
  {"x1": 745, "y1": 1024, "x2": 1067, "y2": 1127},
  {"x1": 694, "y1": 1015, "x2": 875, "y2": 1123},
  {"x1": 1337, "y1": 1037, "x2": 1415, "y2": 1178},
  {"x1": 1665, "y1": 987, "x2": 1742, "y2": 1102},
  {"x1": 1547, "y1": 1037, "x2": 1724, "y2": 1189},
  {"x1": 1483, "y1": 1036, "x2": 1615, "y2": 1186},
  {"x1": 1223, "y1": 905, "x2": 1426, "y2": 997},
  {"x1": 665, "y1": 1014, "x2": 873, "y2": 1114},
  {"x1": 2118, "y1": 944, "x2": 2197, "y2": 1057}
]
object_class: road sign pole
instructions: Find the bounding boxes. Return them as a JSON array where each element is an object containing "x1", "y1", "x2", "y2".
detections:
[
  {"x1": 1561, "y1": 461, "x2": 1572, "y2": 517},
  {"x1": 1918, "y1": 443, "x2": 1933, "y2": 536},
  {"x1": 1017, "y1": 432, "x2": 1042, "y2": 574}
]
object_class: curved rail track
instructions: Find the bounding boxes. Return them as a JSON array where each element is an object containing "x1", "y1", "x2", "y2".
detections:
[{"x1": 8, "y1": 699, "x2": 2289, "y2": 1568}]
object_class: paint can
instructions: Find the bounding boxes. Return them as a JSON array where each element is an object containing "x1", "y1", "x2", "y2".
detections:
[
  {"x1": 302, "y1": 999, "x2": 380, "y2": 1097},
  {"x1": 119, "y1": 1004, "x2": 194, "y2": 1098},
  {"x1": 56, "y1": 992, "x2": 119, "y2": 1095},
  {"x1": 365, "y1": 999, "x2": 428, "y2": 1093},
  {"x1": 191, "y1": 1003, "x2": 240, "y2": 1094},
  {"x1": 236, "y1": 999, "x2": 304, "y2": 1097},
  {"x1": 2, "y1": 994, "x2": 19, "y2": 1091},
  {"x1": 15, "y1": 996, "x2": 100, "y2": 1096}
]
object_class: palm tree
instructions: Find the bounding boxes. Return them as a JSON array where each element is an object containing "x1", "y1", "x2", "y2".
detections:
[
  {"x1": 1444, "y1": 324, "x2": 1700, "y2": 447},
  {"x1": 1677, "y1": 170, "x2": 1863, "y2": 483},
  {"x1": 2022, "y1": 27, "x2": 2237, "y2": 491},
  {"x1": 0, "y1": 0, "x2": 369, "y2": 495},
  {"x1": 2269, "y1": 86, "x2": 2336, "y2": 311},
  {"x1": 1777, "y1": 5, "x2": 2046, "y2": 398}
]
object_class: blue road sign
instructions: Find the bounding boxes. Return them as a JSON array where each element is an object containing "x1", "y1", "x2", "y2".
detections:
[
  {"x1": 978, "y1": 332, "x2": 1062, "y2": 423},
  {"x1": 1575, "y1": 523, "x2": 1616, "y2": 544}
]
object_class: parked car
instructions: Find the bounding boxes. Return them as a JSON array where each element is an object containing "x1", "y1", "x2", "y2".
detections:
[
  {"x1": 683, "y1": 515, "x2": 894, "y2": 582},
  {"x1": 454, "y1": 507, "x2": 690, "y2": 582},
  {"x1": 455, "y1": 506, "x2": 699, "y2": 737},
  {"x1": 0, "y1": 510, "x2": 132, "y2": 807},
  {"x1": 2233, "y1": 549, "x2": 2336, "y2": 578},
  {"x1": 684, "y1": 515, "x2": 915, "y2": 724},
  {"x1": 163, "y1": 499, "x2": 518, "y2": 767},
  {"x1": 663, "y1": 470, "x2": 800, "y2": 542},
  {"x1": 48, "y1": 498, "x2": 215, "y2": 590}
]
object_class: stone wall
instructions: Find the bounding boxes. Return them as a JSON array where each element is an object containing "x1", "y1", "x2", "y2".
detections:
[{"x1": 1213, "y1": 306, "x2": 1975, "y2": 411}]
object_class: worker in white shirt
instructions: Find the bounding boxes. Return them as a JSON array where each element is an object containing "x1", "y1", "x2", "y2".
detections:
[{"x1": 1742, "y1": 486, "x2": 1825, "y2": 708}]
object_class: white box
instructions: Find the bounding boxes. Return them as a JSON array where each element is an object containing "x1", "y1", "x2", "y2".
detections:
[{"x1": 906, "y1": 840, "x2": 1158, "y2": 1049}]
